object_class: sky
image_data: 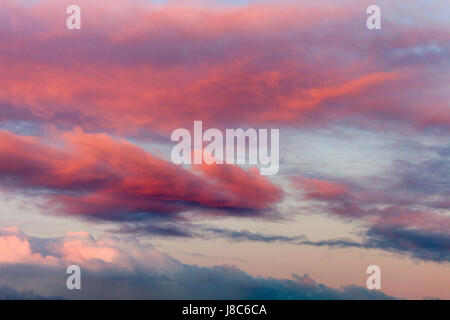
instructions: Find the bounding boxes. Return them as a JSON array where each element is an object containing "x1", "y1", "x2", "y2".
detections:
[{"x1": 0, "y1": 0, "x2": 449, "y2": 299}]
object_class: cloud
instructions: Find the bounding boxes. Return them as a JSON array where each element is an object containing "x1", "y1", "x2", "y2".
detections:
[
  {"x1": 201, "y1": 227, "x2": 306, "y2": 243},
  {"x1": 365, "y1": 225, "x2": 450, "y2": 263},
  {"x1": 0, "y1": 286, "x2": 63, "y2": 300},
  {"x1": 0, "y1": 0, "x2": 448, "y2": 298},
  {"x1": 292, "y1": 178, "x2": 348, "y2": 201},
  {"x1": 0, "y1": 0, "x2": 448, "y2": 136},
  {"x1": 205, "y1": 225, "x2": 450, "y2": 263},
  {"x1": 0, "y1": 227, "x2": 394, "y2": 299},
  {"x1": 290, "y1": 226, "x2": 450, "y2": 264},
  {"x1": 291, "y1": 167, "x2": 449, "y2": 229},
  {"x1": 0, "y1": 129, "x2": 283, "y2": 222},
  {"x1": 112, "y1": 221, "x2": 450, "y2": 263},
  {"x1": 290, "y1": 169, "x2": 450, "y2": 263},
  {"x1": 395, "y1": 147, "x2": 450, "y2": 196}
]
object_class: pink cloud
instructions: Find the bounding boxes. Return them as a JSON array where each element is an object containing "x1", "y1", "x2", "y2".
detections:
[
  {"x1": 0, "y1": 233, "x2": 59, "y2": 266},
  {"x1": 0, "y1": 129, "x2": 283, "y2": 221},
  {"x1": 291, "y1": 176, "x2": 450, "y2": 233},
  {"x1": 0, "y1": 0, "x2": 447, "y2": 136},
  {"x1": 292, "y1": 177, "x2": 348, "y2": 201},
  {"x1": 0, "y1": 226, "x2": 173, "y2": 270}
]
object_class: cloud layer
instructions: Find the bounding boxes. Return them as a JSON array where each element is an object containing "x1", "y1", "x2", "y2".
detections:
[
  {"x1": 0, "y1": 0, "x2": 448, "y2": 299},
  {"x1": 0, "y1": 129, "x2": 282, "y2": 221},
  {"x1": 0, "y1": 227, "x2": 393, "y2": 299},
  {"x1": 0, "y1": 0, "x2": 448, "y2": 136}
]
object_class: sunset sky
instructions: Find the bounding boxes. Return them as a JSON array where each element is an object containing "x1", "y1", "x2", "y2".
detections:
[{"x1": 0, "y1": 0, "x2": 449, "y2": 299}]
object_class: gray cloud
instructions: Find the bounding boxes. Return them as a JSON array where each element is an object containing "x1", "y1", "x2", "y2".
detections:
[
  {"x1": 113, "y1": 221, "x2": 450, "y2": 263},
  {"x1": 0, "y1": 264, "x2": 393, "y2": 300},
  {"x1": 0, "y1": 285, "x2": 63, "y2": 300},
  {"x1": 365, "y1": 225, "x2": 450, "y2": 263},
  {"x1": 0, "y1": 228, "x2": 395, "y2": 300}
]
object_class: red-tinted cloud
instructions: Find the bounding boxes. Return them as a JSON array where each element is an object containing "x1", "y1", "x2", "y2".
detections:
[
  {"x1": 0, "y1": 129, "x2": 282, "y2": 221},
  {"x1": 291, "y1": 174, "x2": 450, "y2": 262},
  {"x1": 0, "y1": 0, "x2": 448, "y2": 136},
  {"x1": 291, "y1": 175, "x2": 450, "y2": 233},
  {"x1": 292, "y1": 177, "x2": 348, "y2": 201}
]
